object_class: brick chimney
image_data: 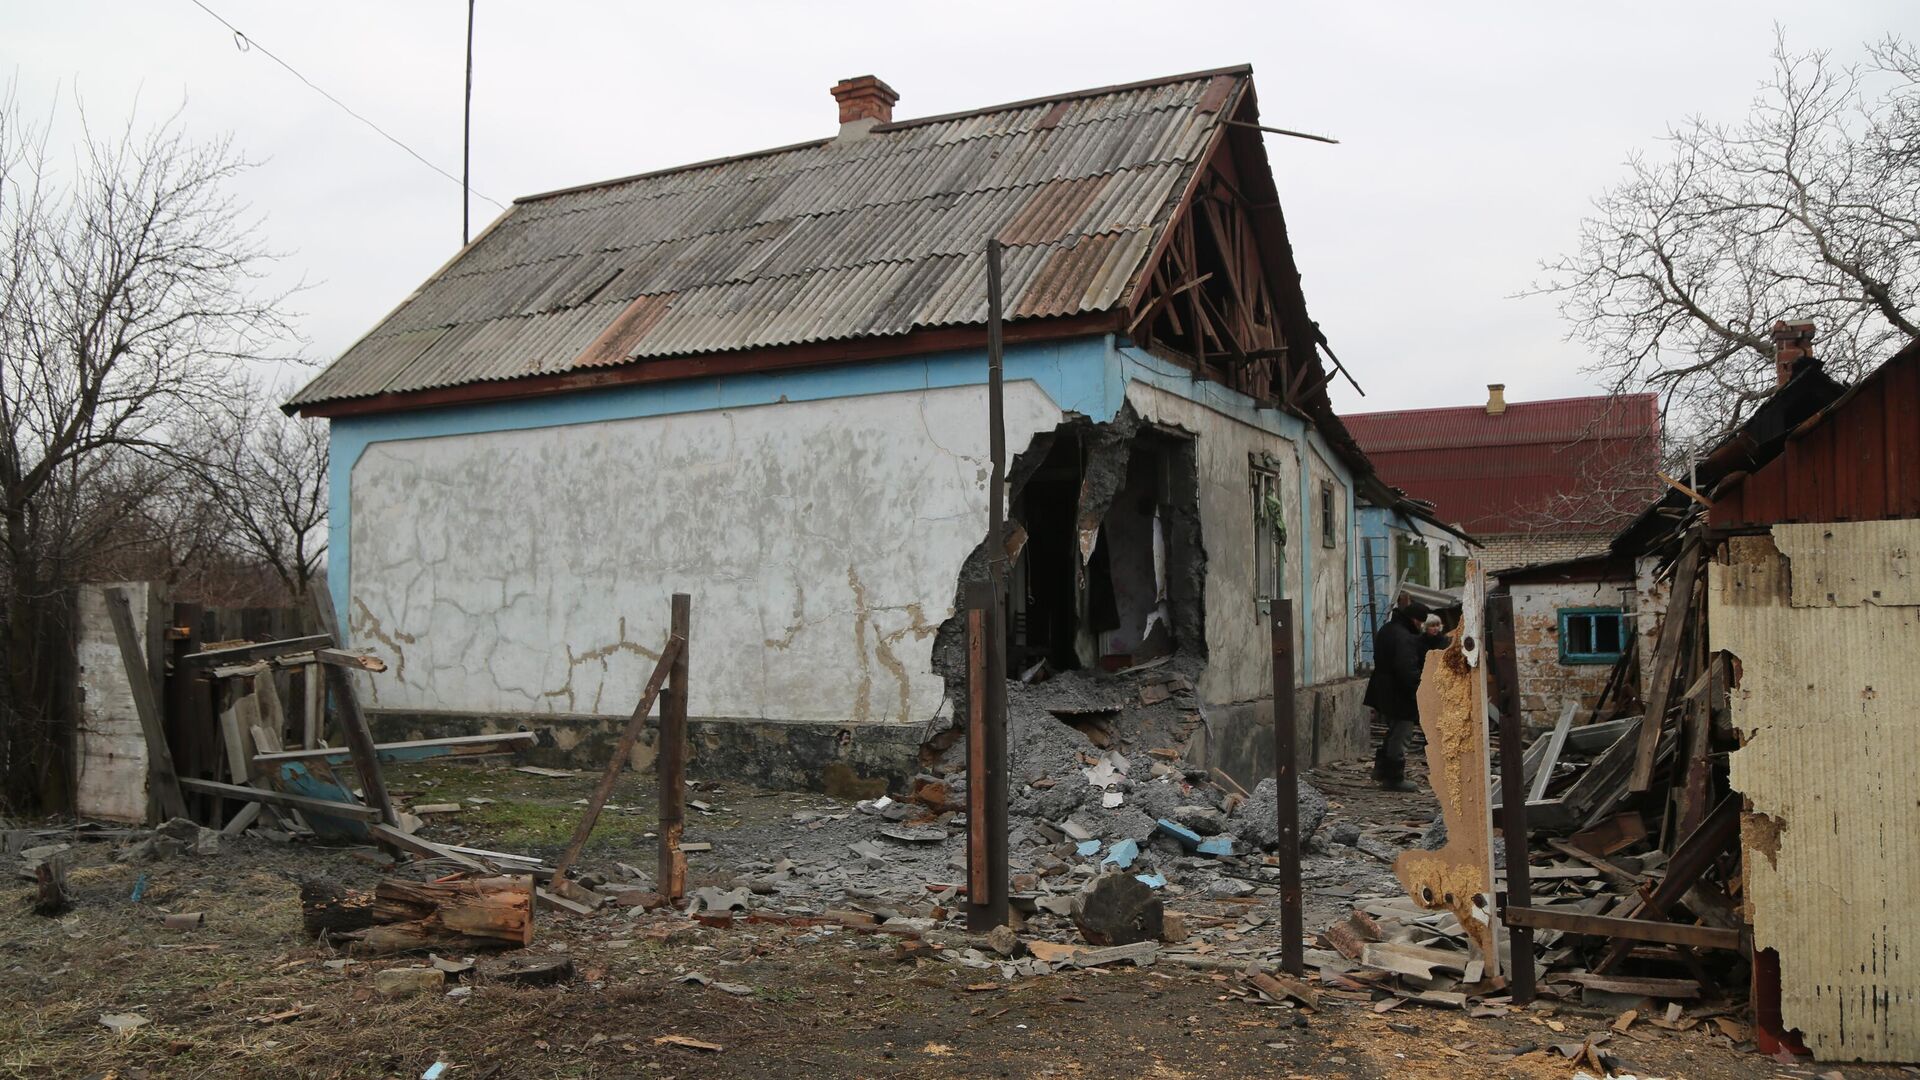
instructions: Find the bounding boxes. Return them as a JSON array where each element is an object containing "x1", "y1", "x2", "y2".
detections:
[
  {"x1": 1486, "y1": 383, "x2": 1508, "y2": 415},
  {"x1": 831, "y1": 76, "x2": 899, "y2": 135},
  {"x1": 1771, "y1": 319, "x2": 1816, "y2": 387}
]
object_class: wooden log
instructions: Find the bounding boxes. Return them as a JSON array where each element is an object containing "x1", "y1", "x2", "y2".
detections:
[
  {"x1": 300, "y1": 877, "x2": 375, "y2": 938},
  {"x1": 253, "y1": 731, "x2": 537, "y2": 766},
  {"x1": 34, "y1": 859, "x2": 69, "y2": 916},
  {"x1": 362, "y1": 875, "x2": 534, "y2": 950}
]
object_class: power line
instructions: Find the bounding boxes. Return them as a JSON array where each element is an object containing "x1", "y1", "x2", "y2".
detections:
[{"x1": 186, "y1": 0, "x2": 504, "y2": 211}]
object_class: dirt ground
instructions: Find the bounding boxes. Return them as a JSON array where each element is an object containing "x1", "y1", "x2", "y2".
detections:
[{"x1": 2, "y1": 759, "x2": 1909, "y2": 1080}]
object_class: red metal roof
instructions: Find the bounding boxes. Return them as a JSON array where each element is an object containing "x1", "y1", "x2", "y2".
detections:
[{"x1": 1343, "y1": 393, "x2": 1661, "y2": 535}]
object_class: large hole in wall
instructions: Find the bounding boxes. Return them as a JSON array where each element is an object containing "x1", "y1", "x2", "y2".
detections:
[
  {"x1": 926, "y1": 406, "x2": 1206, "y2": 757},
  {"x1": 1008, "y1": 418, "x2": 1204, "y2": 673}
]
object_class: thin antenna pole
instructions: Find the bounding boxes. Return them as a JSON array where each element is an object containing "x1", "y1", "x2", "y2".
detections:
[{"x1": 462, "y1": 0, "x2": 475, "y2": 244}]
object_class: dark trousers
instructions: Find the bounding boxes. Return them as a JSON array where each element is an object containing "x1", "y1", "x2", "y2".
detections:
[{"x1": 1372, "y1": 710, "x2": 1418, "y2": 781}]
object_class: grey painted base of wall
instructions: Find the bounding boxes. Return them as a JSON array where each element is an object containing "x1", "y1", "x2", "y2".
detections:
[
  {"x1": 1189, "y1": 676, "x2": 1371, "y2": 792},
  {"x1": 365, "y1": 710, "x2": 923, "y2": 799},
  {"x1": 368, "y1": 678, "x2": 1367, "y2": 801}
]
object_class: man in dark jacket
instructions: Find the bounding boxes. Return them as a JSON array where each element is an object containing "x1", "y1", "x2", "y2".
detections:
[{"x1": 1363, "y1": 601, "x2": 1441, "y2": 791}]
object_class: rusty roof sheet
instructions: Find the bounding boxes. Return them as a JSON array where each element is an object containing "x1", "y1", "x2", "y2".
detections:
[{"x1": 290, "y1": 68, "x2": 1245, "y2": 408}]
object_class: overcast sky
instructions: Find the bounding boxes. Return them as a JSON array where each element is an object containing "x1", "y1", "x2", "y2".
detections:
[{"x1": 10, "y1": 2, "x2": 1915, "y2": 415}]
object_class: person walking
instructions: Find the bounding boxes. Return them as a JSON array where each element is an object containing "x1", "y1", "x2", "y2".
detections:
[{"x1": 1364, "y1": 601, "x2": 1436, "y2": 791}]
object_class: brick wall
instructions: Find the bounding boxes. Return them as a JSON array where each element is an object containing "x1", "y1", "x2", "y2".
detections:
[
  {"x1": 1507, "y1": 578, "x2": 1636, "y2": 731},
  {"x1": 1477, "y1": 531, "x2": 1613, "y2": 573}
]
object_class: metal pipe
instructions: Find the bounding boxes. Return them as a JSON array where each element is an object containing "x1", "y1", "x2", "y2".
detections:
[{"x1": 977, "y1": 240, "x2": 1011, "y2": 930}]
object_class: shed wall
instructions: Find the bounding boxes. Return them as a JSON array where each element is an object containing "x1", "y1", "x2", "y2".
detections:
[{"x1": 1713, "y1": 521, "x2": 1920, "y2": 1062}]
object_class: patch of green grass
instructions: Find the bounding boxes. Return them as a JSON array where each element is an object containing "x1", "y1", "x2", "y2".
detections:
[{"x1": 463, "y1": 799, "x2": 655, "y2": 853}]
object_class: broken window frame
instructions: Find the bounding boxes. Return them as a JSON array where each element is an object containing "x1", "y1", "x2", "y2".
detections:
[
  {"x1": 1443, "y1": 552, "x2": 1469, "y2": 590},
  {"x1": 1558, "y1": 606, "x2": 1626, "y2": 665},
  {"x1": 1250, "y1": 462, "x2": 1286, "y2": 618},
  {"x1": 1394, "y1": 532, "x2": 1431, "y2": 590}
]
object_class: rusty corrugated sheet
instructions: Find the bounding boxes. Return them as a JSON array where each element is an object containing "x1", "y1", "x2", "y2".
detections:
[
  {"x1": 289, "y1": 69, "x2": 1238, "y2": 408},
  {"x1": 1714, "y1": 522, "x2": 1920, "y2": 1062}
]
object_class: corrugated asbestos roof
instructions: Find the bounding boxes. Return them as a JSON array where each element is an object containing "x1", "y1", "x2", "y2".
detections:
[
  {"x1": 289, "y1": 69, "x2": 1245, "y2": 409},
  {"x1": 1342, "y1": 393, "x2": 1661, "y2": 536}
]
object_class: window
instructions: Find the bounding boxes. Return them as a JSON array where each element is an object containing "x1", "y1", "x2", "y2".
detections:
[
  {"x1": 1251, "y1": 464, "x2": 1285, "y2": 617},
  {"x1": 1319, "y1": 481, "x2": 1337, "y2": 548},
  {"x1": 1559, "y1": 607, "x2": 1626, "y2": 665},
  {"x1": 1394, "y1": 533, "x2": 1431, "y2": 589},
  {"x1": 1443, "y1": 553, "x2": 1468, "y2": 590}
]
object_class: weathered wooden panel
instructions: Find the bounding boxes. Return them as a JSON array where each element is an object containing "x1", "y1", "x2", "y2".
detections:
[
  {"x1": 1393, "y1": 561, "x2": 1500, "y2": 975},
  {"x1": 1713, "y1": 523, "x2": 1920, "y2": 1062},
  {"x1": 74, "y1": 582, "x2": 159, "y2": 823}
]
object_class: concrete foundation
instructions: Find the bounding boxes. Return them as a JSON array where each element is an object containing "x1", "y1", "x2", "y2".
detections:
[
  {"x1": 1188, "y1": 676, "x2": 1370, "y2": 792},
  {"x1": 365, "y1": 709, "x2": 923, "y2": 799}
]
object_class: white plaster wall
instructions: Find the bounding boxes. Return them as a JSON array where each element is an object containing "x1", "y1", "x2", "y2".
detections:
[
  {"x1": 1126, "y1": 383, "x2": 1325, "y2": 703},
  {"x1": 1307, "y1": 445, "x2": 1350, "y2": 683},
  {"x1": 347, "y1": 384, "x2": 1064, "y2": 725}
]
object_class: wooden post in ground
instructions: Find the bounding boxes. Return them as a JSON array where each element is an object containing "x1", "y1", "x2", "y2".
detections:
[
  {"x1": 105, "y1": 587, "x2": 189, "y2": 822},
  {"x1": 551, "y1": 633, "x2": 683, "y2": 885},
  {"x1": 1271, "y1": 599, "x2": 1302, "y2": 976},
  {"x1": 1486, "y1": 591, "x2": 1536, "y2": 1004},
  {"x1": 975, "y1": 240, "x2": 1011, "y2": 932},
  {"x1": 964, "y1": 593, "x2": 999, "y2": 930},
  {"x1": 658, "y1": 593, "x2": 691, "y2": 902}
]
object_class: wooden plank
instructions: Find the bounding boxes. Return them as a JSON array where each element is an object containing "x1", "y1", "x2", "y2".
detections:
[
  {"x1": 306, "y1": 570, "x2": 398, "y2": 829},
  {"x1": 104, "y1": 587, "x2": 188, "y2": 821},
  {"x1": 1630, "y1": 541, "x2": 1702, "y2": 792},
  {"x1": 1504, "y1": 907, "x2": 1739, "y2": 951},
  {"x1": 1562, "y1": 972, "x2": 1702, "y2": 999},
  {"x1": 313, "y1": 648, "x2": 387, "y2": 672},
  {"x1": 550, "y1": 634, "x2": 683, "y2": 883},
  {"x1": 965, "y1": 606, "x2": 989, "y2": 910},
  {"x1": 180, "y1": 635, "x2": 333, "y2": 667},
  {"x1": 1569, "y1": 812, "x2": 1648, "y2": 857},
  {"x1": 254, "y1": 731, "x2": 537, "y2": 766},
  {"x1": 1393, "y1": 560, "x2": 1499, "y2": 975},
  {"x1": 658, "y1": 594, "x2": 691, "y2": 902},
  {"x1": 253, "y1": 672, "x2": 289, "y2": 751},
  {"x1": 301, "y1": 664, "x2": 323, "y2": 749},
  {"x1": 1486, "y1": 590, "x2": 1534, "y2": 1004},
  {"x1": 1597, "y1": 794, "x2": 1740, "y2": 973},
  {"x1": 178, "y1": 776, "x2": 381, "y2": 822},
  {"x1": 368, "y1": 823, "x2": 489, "y2": 872},
  {"x1": 1528, "y1": 701, "x2": 1578, "y2": 802},
  {"x1": 1546, "y1": 838, "x2": 1646, "y2": 887}
]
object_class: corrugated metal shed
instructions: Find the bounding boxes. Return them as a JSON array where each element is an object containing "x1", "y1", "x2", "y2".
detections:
[
  {"x1": 1342, "y1": 394, "x2": 1660, "y2": 535},
  {"x1": 289, "y1": 69, "x2": 1245, "y2": 410},
  {"x1": 1710, "y1": 340, "x2": 1920, "y2": 528}
]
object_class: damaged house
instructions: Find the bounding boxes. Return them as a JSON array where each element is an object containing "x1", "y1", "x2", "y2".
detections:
[{"x1": 285, "y1": 67, "x2": 1403, "y2": 792}]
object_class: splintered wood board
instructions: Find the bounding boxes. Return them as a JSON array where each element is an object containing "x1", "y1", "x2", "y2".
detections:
[{"x1": 1392, "y1": 561, "x2": 1499, "y2": 977}]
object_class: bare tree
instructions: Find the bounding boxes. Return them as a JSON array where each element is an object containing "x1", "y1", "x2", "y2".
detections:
[
  {"x1": 1531, "y1": 32, "x2": 1920, "y2": 452},
  {"x1": 178, "y1": 389, "x2": 328, "y2": 601},
  {"x1": 0, "y1": 90, "x2": 292, "y2": 811}
]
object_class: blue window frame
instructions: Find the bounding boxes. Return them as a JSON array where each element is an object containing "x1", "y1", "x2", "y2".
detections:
[{"x1": 1559, "y1": 607, "x2": 1626, "y2": 665}]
